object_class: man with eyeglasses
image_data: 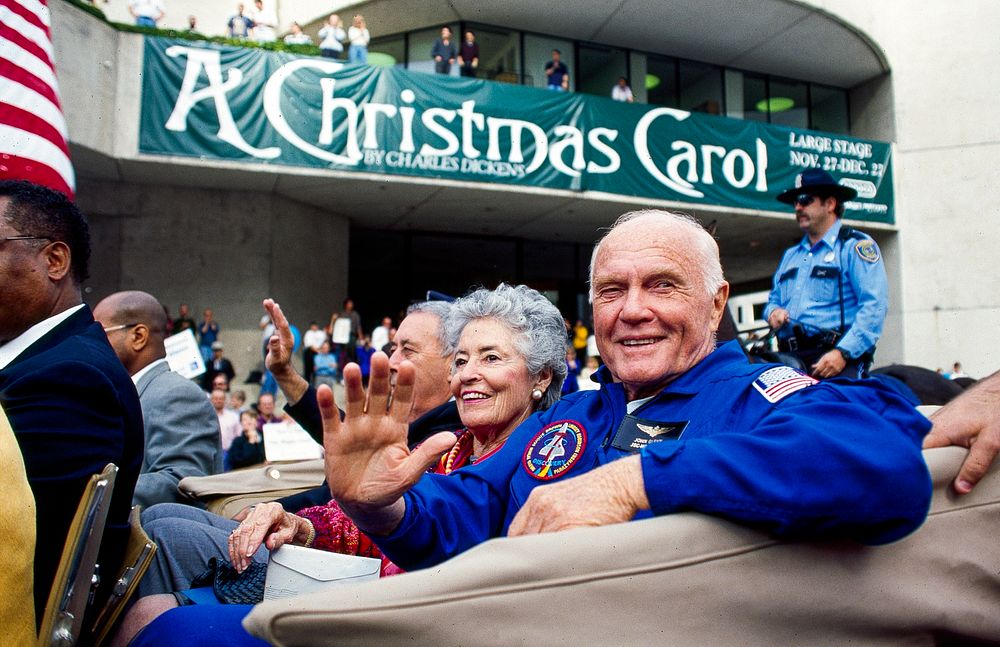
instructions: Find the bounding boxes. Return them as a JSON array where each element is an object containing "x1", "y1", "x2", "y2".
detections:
[
  {"x1": 0, "y1": 180, "x2": 144, "y2": 621},
  {"x1": 94, "y1": 290, "x2": 223, "y2": 507},
  {"x1": 764, "y1": 168, "x2": 888, "y2": 379}
]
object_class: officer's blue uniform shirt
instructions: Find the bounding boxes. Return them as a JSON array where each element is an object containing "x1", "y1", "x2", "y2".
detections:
[
  {"x1": 375, "y1": 341, "x2": 932, "y2": 571},
  {"x1": 763, "y1": 220, "x2": 888, "y2": 359}
]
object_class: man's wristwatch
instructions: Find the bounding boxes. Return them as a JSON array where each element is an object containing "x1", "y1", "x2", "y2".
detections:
[{"x1": 836, "y1": 348, "x2": 853, "y2": 361}]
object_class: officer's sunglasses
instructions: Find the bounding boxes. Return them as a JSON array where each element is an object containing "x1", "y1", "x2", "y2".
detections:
[{"x1": 794, "y1": 193, "x2": 820, "y2": 207}]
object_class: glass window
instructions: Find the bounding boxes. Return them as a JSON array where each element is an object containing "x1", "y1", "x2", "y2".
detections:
[
  {"x1": 523, "y1": 241, "x2": 576, "y2": 282},
  {"x1": 463, "y1": 25, "x2": 521, "y2": 84},
  {"x1": 523, "y1": 34, "x2": 573, "y2": 90},
  {"x1": 410, "y1": 234, "x2": 517, "y2": 294},
  {"x1": 768, "y1": 79, "x2": 808, "y2": 128},
  {"x1": 645, "y1": 55, "x2": 677, "y2": 107},
  {"x1": 811, "y1": 84, "x2": 849, "y2": 133},
  {"x1": 577, "y1": 44, "x2": 627, "y2": 99},
  {"x1": 741, "y1": 73, "x2": 768, "y2": 123},
  {"x1": 369, "y1": 34, "x2": 405, "y2": 69},
  {"x1": 678, "y1": 61, "x2": 723, "y2": 115},
  {"x1": 407, "y1": 25, "x2": 460, "y2": 76}
]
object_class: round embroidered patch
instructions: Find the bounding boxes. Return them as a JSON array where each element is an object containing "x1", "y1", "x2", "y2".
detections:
[
  {"x1": 855, "y1": 239, "x2": 880, "y2": 263},
  {"x1": 523, "y1": 420, "x2": 587, "y2": 481}
]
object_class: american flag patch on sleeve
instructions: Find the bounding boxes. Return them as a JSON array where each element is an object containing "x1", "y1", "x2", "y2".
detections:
[{"x1": 752, "y1": 366, "x2": 818, "y2": 403}]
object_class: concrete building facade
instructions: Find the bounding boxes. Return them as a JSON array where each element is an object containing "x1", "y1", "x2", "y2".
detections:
[{"x1": 49, "y1": 0, "x2": 999, "y2": 380}]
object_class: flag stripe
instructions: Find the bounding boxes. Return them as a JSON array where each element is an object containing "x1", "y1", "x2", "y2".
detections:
[
  {"x1": 0, "y1": 123, "x2": 75, "y2": 191},
  {"x1": 0, "y1": 0, "x2": 50, "y2": 31},
  {"x1": 0, "y1": 154, "x2": 72, "y2": 196},
  {"x1": 0, "y1": 35, "x2": 57, "y2": 89},
  {"x1": 1, "y1": 101, "x2": 67, "y2": 152},
  {"x1": 0, "y1": 1, "x2": 73, "y2": 197},
  {"x1": 0, "y1": 62, "x2": 60, "y2": 107},
  {"x1": 0, "y1": 6, "x2": 53, "y2": 62}
]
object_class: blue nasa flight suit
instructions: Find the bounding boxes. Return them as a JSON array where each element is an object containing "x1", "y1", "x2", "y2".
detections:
[
  {"x1": 764, "y1": 220, "x2": 888, "y2": 363},
  {"x1": 376, "y1": 341, "x2": 932, "y2": 571}
]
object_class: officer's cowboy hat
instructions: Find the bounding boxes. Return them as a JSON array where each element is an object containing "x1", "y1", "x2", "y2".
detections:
[{"x1": 776, "y1": 168, "x2": 857, "y2": 205}]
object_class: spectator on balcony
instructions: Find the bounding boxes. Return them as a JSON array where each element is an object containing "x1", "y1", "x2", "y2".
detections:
[
  {"x1": 545, "y1": 49, "x2": 569, "y2": 92},
  {"x1": 611, "y1": 76, "x2": 634, "y2": 103},
  {"x1": 347, "y1": 15, "x2": 370, "y2": 64},
  {"x1": 128, "y1": 0, "x2": 164, "y2": 28},
  {"x1": 431, "y1": 26, "x2": 457, "y2": 75},
  {"x1": 226, "y1": 3, "x2": 254, "y2": 39},
  {"x1": 318, "y1": 14, "x2": 346, "y2": 59},
  {"x1": 458, "y1": 30, "x2": 480, "y2": 78},
  {"x1": 284, "y1": 22, "x2": 313, "y2": 45},
  {"x1": 250, "y1": 0, "x2": 277, "y2": 43},
  {"x1": 184, "y1": 15, "x2": 200, "y2": 35}
]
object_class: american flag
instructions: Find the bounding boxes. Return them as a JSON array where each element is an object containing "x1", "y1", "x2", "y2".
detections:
[
  {"x1": 753, "y1": 366, "x2": 817, "y2": 403},
  {"x1": 0, "y1": 0, "x2": 74, "y2": 197}
]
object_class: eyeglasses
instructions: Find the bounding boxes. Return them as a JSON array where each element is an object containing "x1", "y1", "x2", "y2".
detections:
[
  {"x1": 794, "y1": 194, "x2": 819, "y2": 207},
  {"x1": 103, "y1": 323, "x2": 140, "y2": 334},
  {"x1": 1, "y1": 235, "x2": 50, "y2": 245}
]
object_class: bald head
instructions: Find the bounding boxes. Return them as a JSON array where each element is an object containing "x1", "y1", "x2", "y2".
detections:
[
  {"x1": 93, "y1": 290, "x2": 169, "y2": 375},
  {"x1": 590, "y1": 210, "x2": 723, "y2": 300}
]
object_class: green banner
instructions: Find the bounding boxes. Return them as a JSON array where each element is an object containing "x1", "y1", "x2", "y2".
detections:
[{"x1": 140, "y1": 37, "x2": 894, "y2": 223}]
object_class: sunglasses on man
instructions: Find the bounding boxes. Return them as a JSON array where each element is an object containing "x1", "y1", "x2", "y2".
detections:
[{"x1": 794, "y1": 194, "x2": 831, "y2": 207}]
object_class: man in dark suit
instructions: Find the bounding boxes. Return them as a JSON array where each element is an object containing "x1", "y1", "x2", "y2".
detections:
[
  {"x1": 0, "y1": 180, "x2": 144, "y2": 620},
  {"x1": 94, "y1": 291, "x2": 223, "y2": 507}
]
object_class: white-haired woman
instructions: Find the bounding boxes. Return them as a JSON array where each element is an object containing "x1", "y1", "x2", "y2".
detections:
[{"x1": 123, "y1": 284, "x2": 568, "y2": 646}]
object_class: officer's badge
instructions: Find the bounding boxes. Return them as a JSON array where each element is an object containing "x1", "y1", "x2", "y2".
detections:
[
  {"x1": 855, "y1": 240, "x2": 880, "y2": 263},
  {"x1": 753, "y1": 366, "x2": 817, "y2": 403},
  {"x1": 523, "y1": 420, "x2": 587, "y2": 481}
]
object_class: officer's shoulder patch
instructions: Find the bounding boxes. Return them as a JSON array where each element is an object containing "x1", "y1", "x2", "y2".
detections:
[
  {"x1": 522, "y1": 420, "x2": 587, "y2": 481},
  {"x1": 753, "y1": 366, "x2": 818, "y2": 403},
  {"x1": 855, "y1": 239, "x2": 880, "y2": 263}
]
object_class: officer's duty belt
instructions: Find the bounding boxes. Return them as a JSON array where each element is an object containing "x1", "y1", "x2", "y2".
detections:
[{"x1": 779, "y1": 327, "x2": 840, "y2": 353}]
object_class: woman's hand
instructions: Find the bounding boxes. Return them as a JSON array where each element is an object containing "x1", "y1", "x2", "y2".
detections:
[
  {"x1": 320, "y1": 353, "x2": 456, "y2": 535},
  {"x1": 227, "y1": 502, "x2": 311, "y2": 572}
]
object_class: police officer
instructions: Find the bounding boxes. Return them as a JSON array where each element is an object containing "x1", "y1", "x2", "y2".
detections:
[{"x1": 764, "y1": 168, "x2": 888, "y2": 379}]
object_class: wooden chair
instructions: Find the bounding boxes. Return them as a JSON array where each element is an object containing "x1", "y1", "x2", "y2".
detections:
[
  {"x1": 89, "y1": 505, "x2": 157, "y2": 645},
  {"x1": 37, "y1": 463, "x2": 117, "y2": 647}
]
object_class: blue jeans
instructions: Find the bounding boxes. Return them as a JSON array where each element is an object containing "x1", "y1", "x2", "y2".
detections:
[
  {"x1": 547, "y1": 84, "x2": 566, "y2": 92},
  {"x1": 135, "y1": 16, "x2": 157, "y2": 28},
  {"x1": 349, "y1": 44, "x2": 368, "y2": 64}
]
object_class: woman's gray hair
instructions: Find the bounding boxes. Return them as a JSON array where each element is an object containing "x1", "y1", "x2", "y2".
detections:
[{"x1": 445, "y1": 284, "x2": 568, "y2": 410}]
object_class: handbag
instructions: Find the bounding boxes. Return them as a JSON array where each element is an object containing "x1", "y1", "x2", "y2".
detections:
[{"x1": 191, "y1": 557, "x2": 267, "y2": 605}]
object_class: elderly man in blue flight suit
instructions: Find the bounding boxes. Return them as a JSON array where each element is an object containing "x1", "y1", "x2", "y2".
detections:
[
  {"x1": 764, "y1": 168, "x2": 888, "y2": 379},
  {"x1": 243, "y1": 208, "x2": 933, "y2": 576}
]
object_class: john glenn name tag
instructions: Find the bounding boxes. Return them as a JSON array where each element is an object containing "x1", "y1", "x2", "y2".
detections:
[{"x1": 611, "y1": 416, "x2": 688, "y2": 453}]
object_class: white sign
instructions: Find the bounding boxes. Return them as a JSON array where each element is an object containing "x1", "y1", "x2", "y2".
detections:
[
  {"x1": 263, "y1": 421, "x2": 324, "y2": 462},
  {"x1": 164, "y1": 328, "x2": 205, "y2": 379},
  {"x1": 331, "y1": 317, "x2": 352, "y2": 345}
]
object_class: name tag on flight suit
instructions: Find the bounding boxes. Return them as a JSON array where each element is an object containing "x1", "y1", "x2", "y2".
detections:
[{"x1": 610, "y1": 416, "x2": 688, "y2": 452}]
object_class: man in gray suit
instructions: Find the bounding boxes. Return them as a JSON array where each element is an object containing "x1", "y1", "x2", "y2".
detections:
[{"x1": 94, "y1": 290, "x2": 222, "y2": 506}]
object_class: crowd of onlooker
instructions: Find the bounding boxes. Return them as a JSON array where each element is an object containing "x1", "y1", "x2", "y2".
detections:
[
  {"x1": 119, "y1": 2, "x2": 639, "y2": 98},
  {"x1": 123, "y1": 0, "x2": 372, "y2": 56}
]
